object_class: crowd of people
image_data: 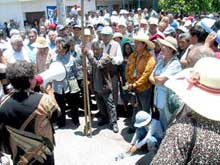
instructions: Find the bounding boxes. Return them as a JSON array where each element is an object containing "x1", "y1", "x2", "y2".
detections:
[{"x1": 0, "y1": 6, "x2": 220, "y2": 164}]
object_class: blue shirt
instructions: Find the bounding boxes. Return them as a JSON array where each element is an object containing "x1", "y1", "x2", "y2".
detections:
[
  {"x1": 51, "y1": 51, "x2": 78, "y2": 94},
  {"x1": 153, "y1": 55, "x2": 182, "y2": 109}
]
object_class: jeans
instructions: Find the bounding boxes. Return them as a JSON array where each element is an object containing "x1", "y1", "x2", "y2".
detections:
[
  {"x1": 136, "y1": 87, "x2": 153, "y2": 113},
  {"x1": 136, "y1": 127, "x2": 159, "y2": 151}
]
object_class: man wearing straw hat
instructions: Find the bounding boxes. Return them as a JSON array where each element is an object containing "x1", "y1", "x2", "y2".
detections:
[{"x1": 151, "y1": 57, "x2": 220, "y2": 164}]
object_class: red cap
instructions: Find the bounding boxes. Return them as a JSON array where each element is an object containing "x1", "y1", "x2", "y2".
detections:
[
  {"x1": 35, "y1": 75, "x2": 43, "y2": 85},
  {"x1": 149, "y1": 33, "x2": 164, "y2": 41},
  {"x1": 187, "y1": 16, "x2": 194, "y2": 21},
  {"x1": 49, "y1": 23, "x2": 56, "y2": 30}
]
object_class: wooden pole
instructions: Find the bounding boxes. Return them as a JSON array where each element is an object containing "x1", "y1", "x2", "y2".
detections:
[
  {"x1": 56, "y1": 0, "x2": 66, "y2": 25},
  {"x1": 81, "y1": 0, "x2": 92, "y2": 137}
]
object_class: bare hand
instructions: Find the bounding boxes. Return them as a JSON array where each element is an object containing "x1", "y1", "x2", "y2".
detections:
[
  {"x1": 129, "y1": 145, "x2": 138, "y2": 154},
  {"x1": 204, "y1": 33, "x2": 217, "y2": 48},
  {"x1": 127, "y1": 84, "x2": 134, "y2": 91}
]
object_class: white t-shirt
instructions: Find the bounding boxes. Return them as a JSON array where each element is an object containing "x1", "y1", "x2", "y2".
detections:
[{"x1": 3, "y1": 48, "x2": 30, "y2": 64}]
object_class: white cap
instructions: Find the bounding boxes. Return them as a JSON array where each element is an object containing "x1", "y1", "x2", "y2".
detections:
[
  {"x1": 149, "y1": 17, "x2": 159, "y2": 25},
  {"x1": 101, "y1": 26, "x2": 113, "y2": 35},
  {"x1": 84, "y1": 28, "x2": 91, "y2": 36}
]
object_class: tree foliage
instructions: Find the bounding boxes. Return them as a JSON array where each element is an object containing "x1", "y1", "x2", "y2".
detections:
[{"x1": 159, "y1": 0, "x2": 220, "y2": 14}]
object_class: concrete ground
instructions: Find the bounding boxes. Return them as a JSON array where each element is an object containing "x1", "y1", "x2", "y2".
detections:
[{"x1": 54, "y1": 110, "x2": 155, "y2": 165}]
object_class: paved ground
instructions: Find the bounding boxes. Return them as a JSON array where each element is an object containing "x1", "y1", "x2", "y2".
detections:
[{"x1": 54, "y1": 110, "x2": 155, "y2": 165}]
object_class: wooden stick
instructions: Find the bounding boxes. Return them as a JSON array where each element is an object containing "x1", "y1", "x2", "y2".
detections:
[{"x1": 81, "y1": 0, "x2": 92, "y2": 137}]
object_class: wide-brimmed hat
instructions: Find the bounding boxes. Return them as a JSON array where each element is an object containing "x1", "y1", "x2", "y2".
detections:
[
  {"x1": 131, "y1": 33, "x2": 155, "y2": 49},
  {"x1": 165, "y1": 57, "x2": 220, "y2": 121},
  {"x1": 158, "y1": 36, "x2": 177, "y2": 52},
  {"x1": 134, "y1": 111, "x2": 152, "y2": 128},
  {"x1": 32, "y1": 37, "x2": 48, "y2": 48},
  {"x1": 113, "y1": 32, "x2": 123, "y2": 39}
]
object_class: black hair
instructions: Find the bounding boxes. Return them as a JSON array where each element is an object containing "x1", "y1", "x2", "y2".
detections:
[
  {"x1": 190, "y1": 24, "x2": 208, "y2": 43},
  {"x1": 6, "y1": 61, "x2": 35, "y2": 90},
  {"x1": 56, "y1": 37, "x2": 71, "y2": 52}
]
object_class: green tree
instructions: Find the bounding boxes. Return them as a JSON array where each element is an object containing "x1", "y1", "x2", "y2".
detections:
[{"x1": 159, "y1": 0, "x2": 219, "y2": 14}]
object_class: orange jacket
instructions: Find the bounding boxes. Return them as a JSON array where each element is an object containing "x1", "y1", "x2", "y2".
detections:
[{"x1": 126, "y1": 50, "x2": 156, "y2": 93}]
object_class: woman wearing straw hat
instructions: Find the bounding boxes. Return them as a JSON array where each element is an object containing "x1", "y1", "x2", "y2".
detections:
[
  {"x1": 149, "y1": 36, "x2": 182, "y2": 132},
  {"x1": 125, "y1": 33, "x2": 156, "y2": 130},
  {"x1": 152, "y1": 57, "x2": 220, "y2": 164}
]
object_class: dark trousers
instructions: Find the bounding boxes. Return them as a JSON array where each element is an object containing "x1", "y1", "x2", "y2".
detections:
[
  {"x1": 96, "y1": 92, "x2": 117, "y2": 124},
  {"x1": 54, "y1": 92, "x2": 80, "y2": 127}
]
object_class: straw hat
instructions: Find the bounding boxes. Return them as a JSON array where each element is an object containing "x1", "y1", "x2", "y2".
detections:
[
  {"x1": 158, "y1": 36, "x2": 177, "y2": 52},
  {"x1": 165, "y1": 57, "x2": 220, "y2": 121},
  {"x1": 131, "y1": 33, "x2": 155, "y2": 49},
  {"x1": 134, "y1": 111, "x2": 152, "y2": 128},
  {"x1": 32, "y1": 37, "x2": 48, "y2": 48},
  {"x1": 113, "y1": 32, "x2": 123, "y2": 39}
]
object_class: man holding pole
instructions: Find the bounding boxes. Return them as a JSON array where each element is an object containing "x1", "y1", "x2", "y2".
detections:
[{"x1": 83, "y1": 41, "x2": 119, "y2": 133}]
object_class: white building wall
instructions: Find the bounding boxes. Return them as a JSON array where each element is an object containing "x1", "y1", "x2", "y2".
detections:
[
  {"x1": 0, "y1": 2, "x2": 24, "y2": 28},
  {"x1": 0, "y1": 0, "x2": 96, "y2": 29}
]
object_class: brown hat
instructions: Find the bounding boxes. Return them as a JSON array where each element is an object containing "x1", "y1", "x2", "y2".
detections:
[{"x1": 32, "y1": 37, "x2": 48, "y2": 48}]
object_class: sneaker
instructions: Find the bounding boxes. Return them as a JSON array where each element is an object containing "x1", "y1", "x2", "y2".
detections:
[
  {"x1": 97, "y1": 120, "x2": 109, "y2": 126},
  {"x1": 112, "y1": 123, "x2": 119, "y2": 133}
]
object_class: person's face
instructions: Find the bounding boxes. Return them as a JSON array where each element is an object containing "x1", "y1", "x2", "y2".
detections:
[
  {"x1": 12, "y1": 41, "x2": 23, "y2": 52},
  {"x1": 92, "y1": 47, "x2": 103, "y2": 56},
  {"x1": 38, "y1": 47, "x2": 48, "y2": 54},
  {"x1": 40, "y1": 26, "x2": 46, "y2": 34},
  {"x1": 113, "y1": 37, "x2": 121, "y2": 43},
  {"x1": 161, "y1": 44, "x2": 173, "y2": 58},
  {"x1": 124, "y1": 44, "x2": 132, "y2": 55},
  {"x1": 28, "y1": 32, "x2": 37, "y2": 43},
  {"x1": 127, "y1": 23, "x2": 134, "y2": 33},
  {"x1": 84, "y1": 35, "x2": 92, "y2": 43},
  {"x1": 56, "y1": 41, "x2": 65, "y2": 52},
  {"x1": 178, "y1": 39, "x2": 189, "y2": 50},
  {"x1": 73, "y1": 28, "x2": 81, "y2": 37},
  {"x1": 134, "y1": 41, "x2": 146, "y2": 52},
  {"x1": 118, "y1": 25, "x2": 126, "y2": 34},
  {"x1": 48, "y1": 33, "x2": 56, "y2": 42},
  {"x1": 58, "y1": 30, "x2": 66, "y2": 37},
  {"x1": 149, "y1": 24, "x2": 157, "y2": 34},
  {"x1": 101, "y1": 34, "x2": 112, "y2": 44},
  {"x1": 154, "y1": 42, "x2": 161, "y2": 53},
  {"x1": 190, "y1": 35, "x2": 198, "y2": 45},
  {"x1": 29, "y1": 77, "x2": 36, "y2": 90}
]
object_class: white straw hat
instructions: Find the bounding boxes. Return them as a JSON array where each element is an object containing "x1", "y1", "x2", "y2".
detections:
[
  {"x1": 113, "y1": 32, "x2": 123, "y2": 39},
  {"x1": 131, "y1": 33, "x2": 155, "y2": 49},
  {"x1": 32, "y1": 37, "x2": 48, "y2": 48},
  {"x1": 158, "y1": 36, "x2": 177, "y2": 52},
  {"x1": 165, "y1": 57, "x2": 220, "y2": 121},
  {"x1": 134, "y1": 111, "x2": 152, "y2": 128}
]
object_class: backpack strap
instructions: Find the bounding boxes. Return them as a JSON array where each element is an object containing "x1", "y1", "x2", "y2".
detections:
[{"x1": 185, "y1": 118, "x2": 197, "y2": 164}]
